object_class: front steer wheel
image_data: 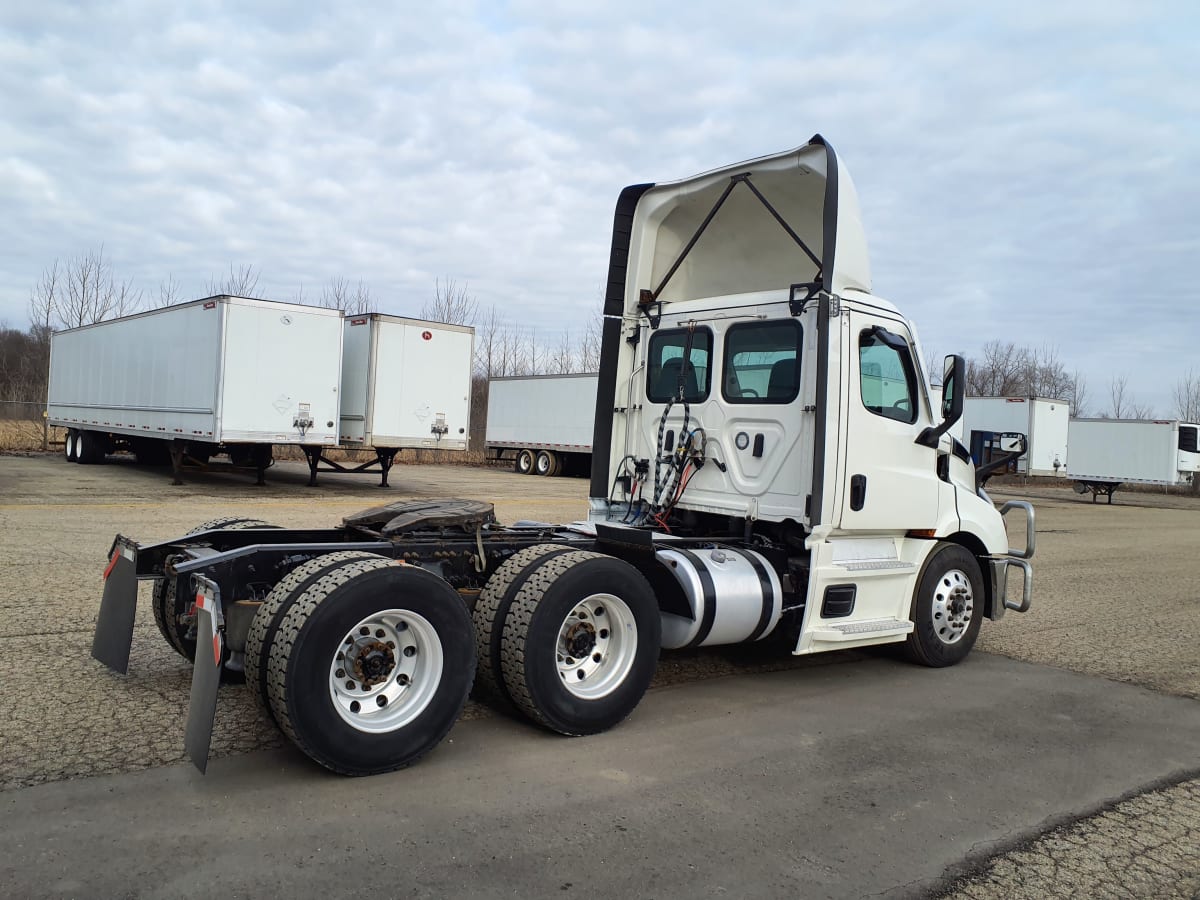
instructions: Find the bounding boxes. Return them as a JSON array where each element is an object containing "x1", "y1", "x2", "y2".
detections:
[
  {"x1": 265, "y1": 559, "x2": 475, "y2": 776},
  {"x1": 500, "y1": 551, "x2": 661, "y2": 736},
  {"x1": 902, "y1": 542, "x2": 984, "y2": 668}
]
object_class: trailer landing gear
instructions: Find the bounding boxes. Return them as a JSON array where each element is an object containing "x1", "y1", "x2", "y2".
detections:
[
  {"x1": 1074, "y1": 481, "x2": 1120, "y2": 504},
  {"x1": 301, "y1": 446, "x2": 401, "y2": 487}
]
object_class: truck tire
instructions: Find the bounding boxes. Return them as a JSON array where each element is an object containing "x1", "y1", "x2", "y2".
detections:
[
  {"x1": 515, "y1": 449, "x2": 535, "y2": 475},
  {"x1": 500, "y1": 551, "x2": 661, "y2": 736},
  {"x1": 534, "y1": 450, "x2": 559, "y2": 477},
  {"x1": 64, "y1": 429, "x2": 77, "y2": 463},
  {"x1": 472, "y1": 543, "x2": 576, "y2": 705},
  {"x1": 265, "y1": 558, "x2": 475, "y2": 776},
  {"x1": 902, "y1": 542, "x2": 984, "y2": 668},
  {"x1": 151, "y1": 518, "x2": 279, "y2": 673},
  {"x1": 245, "y1": 550, "x2": 387, "y2": 722},
  {"x1": 76, "y1": 430, "x2": 106, "y2": 465}
]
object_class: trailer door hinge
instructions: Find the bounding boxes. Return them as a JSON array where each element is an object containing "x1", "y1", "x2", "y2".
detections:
[
  {"x1": 828, "y1": 294, "x2": 842, "y2": 317},
  {"x1": 802, "y1": 405, "x2": 816, "y2": 413}
]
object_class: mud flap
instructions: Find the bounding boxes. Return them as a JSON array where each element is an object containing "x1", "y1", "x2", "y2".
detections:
[
  {"x1": 184, "y1": 576, "x2": 223, "y2": 774},
  {"x1": 91, "y1": 540, "x2": 139, "y2": 674}
]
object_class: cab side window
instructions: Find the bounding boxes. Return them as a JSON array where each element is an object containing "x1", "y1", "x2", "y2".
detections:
[
  {"x1": 859, "y1": 327, "x2": 917, "y2": 424},
  {"x1": 722, "y1": 320, "x2": 802, "y2": 403},
  {"x1": 646, "y1": 328, "x2": 712, "y2": 403}
]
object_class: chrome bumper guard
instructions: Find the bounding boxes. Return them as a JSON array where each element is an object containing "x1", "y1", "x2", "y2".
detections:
[{"x1": 987, "y1": 501, "x2": 1036, "y2": 619}]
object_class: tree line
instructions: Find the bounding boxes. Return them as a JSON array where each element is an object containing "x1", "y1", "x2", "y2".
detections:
[{"x1": 963, "y1": 340, "x2": 1198, "y2": 421}]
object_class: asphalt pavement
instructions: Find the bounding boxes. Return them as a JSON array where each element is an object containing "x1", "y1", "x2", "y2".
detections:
[{"x1": 3, "y1": 653, "x2": 1199, "y2": 899}]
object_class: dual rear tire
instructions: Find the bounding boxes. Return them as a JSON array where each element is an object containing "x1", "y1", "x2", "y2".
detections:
[
  {"x1": 474, "y1": 549, "x2": 661, "y2": 736},
  {"x1": 245, "y1": 553, "x2": 475, "y2": 776},
  {"x1": 64, "y1": 429, "x2": 106, "y2": 464},
  {"x1": 513, "y1": 449, "x2": 561, "y2": 476}
]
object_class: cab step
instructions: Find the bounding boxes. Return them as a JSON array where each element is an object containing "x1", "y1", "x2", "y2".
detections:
[{"x1": 810, "y1": 618, "x2": 913, "y2": 642}]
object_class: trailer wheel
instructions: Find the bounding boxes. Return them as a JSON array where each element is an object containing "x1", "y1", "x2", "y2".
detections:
[
  {"x1": 64, "y1": 429, "x2": 77, "y2": 463},
  {"x1": 150, "y1": 518, "x2": 279, "y2": 675},
  {"x1": 266, "y1": 558, "x2": 475, "y2": 775},
  {"x1": 515, "y1": 449, "x2": 535, "y2": 475},
  {"x1": 902, "y1": 542, "x2": 984, "y2": 668},
  {"x1": 245, "y1": 550, "x2": 388, "y2": 722},
  {"x1": 76, "y1": 430, "x2": 106, "y2": 465},
  {"x1": 534, "y1": 450, "x2": 559, "y2": 477},
  {"x1": 472, "y1": 543, "x2": 576, "y2": 705},
  {"x1": 500, "y1": 551, "x2": 661, "y2": 735}
]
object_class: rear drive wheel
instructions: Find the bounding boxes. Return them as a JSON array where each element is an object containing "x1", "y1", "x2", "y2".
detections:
[
  {"x1": 150, "y1": 518, "x2": 279, "y2": 678},
  {"x1": 245, "y1": 550, "x2": 388, "y2": 722},
  {"x1": 902, "y1": 542, "x2": 984, "y2": 668},
  {"x1": 514, "y1": 449, "x2": 535, "y2": 475},
  {"x1": 534, "y1": 450, "x2": 559, "y2": 477},
  {"x1": 500, "y1": 551, "x2": 661, "y2": 735},
  {"x1": 472, "y1": 544, "x2": 576, "y2": 705},
  {"x1": 265, "y1": 559, "x2": 475, "y2": 775}
]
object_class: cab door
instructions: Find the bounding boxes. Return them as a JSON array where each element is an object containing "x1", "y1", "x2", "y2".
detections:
[{"x1": 839, "y1": 311, "x2": 939, "y2": 531}]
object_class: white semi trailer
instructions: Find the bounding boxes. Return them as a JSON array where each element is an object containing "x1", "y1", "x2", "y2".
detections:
[
  {"x1": 49, "y1": 295, "x2": 343, "y2": 484},
  {"x1": 92, "y1": 136, "x2": 1035, "y2": 777},
  {"x1": 298, "y1": 314, "x2": 475, "y2": 487},
  {"x1": 962, "y1": 396, "x2": 1070, "y2": 477},
  {"x1": 1067, "y1": 418, "x2": 1200, "y2": 502},
  {"x1": 485, "y1": 373, "x2": 598, "y2": 476}
]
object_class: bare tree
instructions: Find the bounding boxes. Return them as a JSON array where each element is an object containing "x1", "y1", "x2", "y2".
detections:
[
  {"x1": 27, "y1": 260, "x2": 59, "y2": 343},
  {"x1": 422, "y1": 278, "x2": 477, "y2": 326},
  {"x1": 547, "y1": 329, "x2": 575, "y2": 375},
  {"x1": 1108, "y1": 375, "x2": 1152, "y2": 419},
  {"x1": 1174, "y1": 369, "x2": 1200, "y2": 422},
  {"x1": 206, "y1": 263, "x2": 260, "y2": 297},
  {"x1": 1069, "y1": 370, "x2": 1088, "y2": 418},
  {"x1": 965, "y1": 341, "x2": 1026, "y2": 397},
  {"x1": 155, "y1": 274, "x2": 184, "y2": 308},
  {"x1": 320, "y1": 277, "x2": 374, "y2": 315},
  {"x1": 57, "y1": 246, "x2": 141, "y2": 329},
  {"x1": 1021, "y1": 344, "x2": 1073, "y2": 400},
  {"x1": 578, "y1": 312, "x2": 602, "y2": 373}
]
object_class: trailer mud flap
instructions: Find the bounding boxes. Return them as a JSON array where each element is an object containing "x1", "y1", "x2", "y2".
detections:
[
  {"x1": 184, "y1": 577, "x2": 223, "y2": 774},
  {"x1": 91, "y1": 540, "x2": 139, "y2": 674}
]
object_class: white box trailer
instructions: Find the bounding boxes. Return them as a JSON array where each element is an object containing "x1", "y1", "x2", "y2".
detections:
[
  {"x1": 962, "y1": 396, "x2": 1070, "y2": 477},
  {"x1": 1067, "y1": 418, "x2": 1200, "y2": 502},
  {"x1": 298, "y1": 314, "x2": 475, "y2": 487},
  {"x1": 48, "y1": 295, "x2": 343, "y2": 483},
  {"x1": 485, "y1": 373, "x2": 598, "y2": 476}
]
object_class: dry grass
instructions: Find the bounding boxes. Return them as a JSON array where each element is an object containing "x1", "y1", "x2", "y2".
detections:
[{"x1": 0, "y1": 419, "x2": 64, "y2": 452}]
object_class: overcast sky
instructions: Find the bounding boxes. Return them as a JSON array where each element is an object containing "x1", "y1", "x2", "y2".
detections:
[{"x1": 1, "y1": 1, "x2": 1196, "y2": 415}]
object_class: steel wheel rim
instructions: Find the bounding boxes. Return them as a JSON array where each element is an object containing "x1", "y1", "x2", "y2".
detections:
[
  {"x1": 535, "y1": 453, "x2": 551, "y2": 475},
  {"x1": 555, "y1": 593, "x2": 637, "y2": 700},
  {"x1": 931, "y1": 568, "x2": 974, "y2": 645},
  {"x1": 328, "y1": 609, "x2": 444, "y2": 733}
]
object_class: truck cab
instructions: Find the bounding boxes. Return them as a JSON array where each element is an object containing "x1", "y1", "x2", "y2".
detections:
[{"x1": 588, "y1": 135, "x2": 1033, "y2": 656}]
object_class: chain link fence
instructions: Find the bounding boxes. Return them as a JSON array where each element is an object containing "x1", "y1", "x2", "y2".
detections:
[{"x1": 0, "y1": 400, "x2": 59, "y2": 451}]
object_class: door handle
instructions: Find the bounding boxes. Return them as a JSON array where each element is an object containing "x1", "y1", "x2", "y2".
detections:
[{"x1": 850, "y1": 474, "x2": 867, "y2": 511}]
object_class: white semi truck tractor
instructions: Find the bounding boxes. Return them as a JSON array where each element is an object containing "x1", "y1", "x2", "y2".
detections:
[{"x1": 91, "y1": 135, "x2": 1035, "y2": 776}]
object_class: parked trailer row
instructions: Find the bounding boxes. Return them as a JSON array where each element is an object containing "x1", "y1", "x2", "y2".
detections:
[
  {"x1": 92, "y1": 136, "x2": 1036, "y2": 778},
  {"x1": 48, "y1": 298, "x2": 473, "y2": 485}
]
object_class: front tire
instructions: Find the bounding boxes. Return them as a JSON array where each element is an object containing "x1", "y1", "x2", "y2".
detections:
[
  {"x1": 500, "y1": 551, "x2": 661, "y2": 735},
  {"x1": 902, "y1": 542, "x2": 983, "y2": 668},
  {"x1": 265, "y1": 559, "x2": 475, "y2": 775}
]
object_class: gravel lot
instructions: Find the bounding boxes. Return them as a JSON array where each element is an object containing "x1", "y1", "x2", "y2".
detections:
[{"x1": 1, "y1": 453, "x2": 1197, "y2": 896}]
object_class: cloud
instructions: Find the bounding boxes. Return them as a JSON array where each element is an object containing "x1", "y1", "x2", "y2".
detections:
[{"x1": 0, "y1": 0, "x2": 1196, "y2": 415}]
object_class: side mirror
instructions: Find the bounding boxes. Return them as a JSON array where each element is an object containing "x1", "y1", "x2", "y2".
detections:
[
  {"x1": 916, "y1": 354, "x2": 966, "y2": 449},
  {"x1": 940, "y1": 354, "x2": 964, "y2": 425}
]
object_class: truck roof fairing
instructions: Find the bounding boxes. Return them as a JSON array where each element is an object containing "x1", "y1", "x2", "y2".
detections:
[{"x1": 605, "y1": 135, "x2": 871, "y2": 320}]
